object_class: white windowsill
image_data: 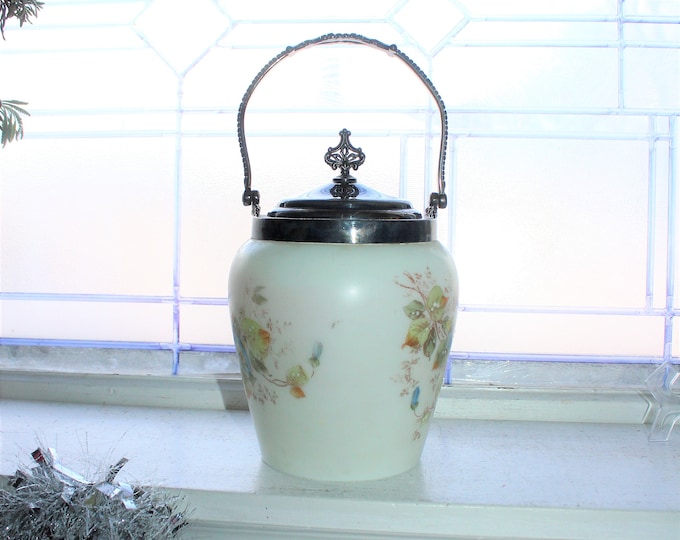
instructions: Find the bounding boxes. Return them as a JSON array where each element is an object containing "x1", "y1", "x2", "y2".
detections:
[{"x1": 1, "y1": 371, "x2": 679, "y2": 539}]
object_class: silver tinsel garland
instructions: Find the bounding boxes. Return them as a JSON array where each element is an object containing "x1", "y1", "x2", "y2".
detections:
[{"x1": 1, "y1": 447, "x2": 189, "y2": 539}]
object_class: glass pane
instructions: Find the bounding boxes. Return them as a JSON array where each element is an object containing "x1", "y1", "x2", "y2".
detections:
[
  {"x1": 1, "y1": 138, "x2": 175, "y2": 296},
  {"x1": 0, "y1": 1, "x2": 676, "y2": 370},
  {"x1": 623, "y1": 0, "x2": 680, "y2": 17},
  {"x1": 453, "y1": 312, "x2": 664, "y2": 357},
  {"x1": 453, "y1": 138, "x2": 649, "y2": 308},
  {"x1": 180, "y1": 304, "x2": 231, "y2": 346},
  {"x1": 0, "y1": 301, "x2": 173, "y2": 342},
  {"x1": 457, "y1": 0, "x2": 616, "y2": 17},
  {"x1": 434, "y1": 47, "x2": 619, "y2": 109},
  {"x1": 454, "y1": 21, "x2": 617, "y2": 43},
  {"x1": 135, "y1": 0, "x2": 231, "y2": 73},
  {"x1": 0, "y1": 50, "x2": 177, "y2": 110},
  {"x1": 393, "y1": 0, "x2": 465, "y2": 51},
  {"x1": 624, "y1": 23, "x2": 680, "y2": 44},
  {"x1": 219, "y1": 0, "x2": 396, "y2": 20},
  {"x1": 179, "y1": 137, "x2": 247, "y2": 299},
  {"x1": 624, "y1": 48, "x2": 680, "y2": 110}
]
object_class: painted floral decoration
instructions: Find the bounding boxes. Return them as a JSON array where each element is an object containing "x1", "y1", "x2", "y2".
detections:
[
  {"x1": 233, "y1": 285, "x2": 322, "y2": 404},
  {"x1": 400, "y1": 272, "x2": 454, "y2": 370},
  {"x1": 396, "y1": 269, "x2": 456, "y2": 439}
]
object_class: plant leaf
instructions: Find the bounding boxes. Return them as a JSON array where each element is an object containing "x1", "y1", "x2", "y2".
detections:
[
  {"x1": 402, "y1": 317, "x2": 430, "y2": 350},
  {"x1": 410, "y1": 386, "x2": 420, "y2": 411},
  {"x1": 433, "y1": 330, "x2": 453, "y2": 370},
  {"x1": 240, "y1": 317, "x2": 270, "y2": 362},
  {"x1": 0, "y1": 99, "x2": 31, "y2": 146},
  {"x1": 308, "y1": 341, "x2": 322, "y2": 367},
  {"x1": 426, "y1": 285, "x2": 448, "y2": 312},
  {"x1": 403, "y1": 300, "x2": 425, "y2": 320},
  {"x1": 423, "y1": 327, "x2": 436, "y2": 359},
  {"x1": 0, "y1": 1, "x2": 44, "y2": 39},
  {"x1": 252, "y1": 285, "x2": 267, "y2": 305},
  {"x1": 286, "y1": 364, "x2": 309, "y2": 388},
  {"x1": 290, "y1": 386, "x2": 306, "y2": 399}
]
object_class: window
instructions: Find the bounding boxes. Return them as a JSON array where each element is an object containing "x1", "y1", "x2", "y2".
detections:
[{"x1": 1, "y1": 0, "x2": 678, "y2": 380}]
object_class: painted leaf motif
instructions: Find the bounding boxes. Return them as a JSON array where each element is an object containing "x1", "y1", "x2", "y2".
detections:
[
  {"x1": 233, "y1": 330, "x2": 254, "y2": 379},
  {"x1": 426, "y1": 285, "x2": 445, "y2": 310},
  {"x1": 309, "y1": 341, "x2": 323, "y2": 367},
  {"x1": 286, "y1": 364, "x2": 310, "y2": 388},
  {"x1": 252, "y1": 286, "x2": 267, "y2": 305},
  {"x1": 432, "y1": 305, "x2": 448, "y2": 322},
  {"x1": 403, "y1": 300, "x2": 425, "y2": 320},
  {"x1": 402, "y1": 317, "x2": 430, "y2": 350},
  {"x1": 423, "y1": 327, "x2": 436, "y2": 359},
  {"x1": 433, "y1": 329, "x2": 454, "y2": 370},
  {"x1": 241, "y1": 317, "x2": 271, "y2": 361},
  {"x1": 427, "y1": 285, "x2": 448, "y2": 320},
  {"x1": 410, "y1": 386, "x2": 420, "y2": 411},
  {"x1": 290, "y1": 386, "x2": 306, "y2": 399},
  {"x1": 250, "y1": 356, "x2": 268, "y2": 375},
  {"x1": 442, "y1": 314, "x2": 452, "y2": 331}
]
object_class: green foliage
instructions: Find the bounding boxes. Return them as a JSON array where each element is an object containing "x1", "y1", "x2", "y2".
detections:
[
  {"x1": 401, "y1": 279, "x2": 453, "y2": 370},
  {"x1": 240, "y1": 317, "x2": 271, "y2": 374},
  {"x1": 1, "y1": 0, "x2": 43, "y2": 147},
  {"x1": 0, "y1": 0, "x2": 43, "y2": 38},
  {"x1": 0, "y1": 99, "x2": 29, "y2": 147}
]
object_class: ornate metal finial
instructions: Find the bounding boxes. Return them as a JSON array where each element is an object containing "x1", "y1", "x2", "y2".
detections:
[{"x1": 324, "y1": 129, "x2": 365, "y2": 199}]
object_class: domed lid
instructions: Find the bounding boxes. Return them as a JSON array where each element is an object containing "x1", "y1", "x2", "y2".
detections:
[
  {"x1": 251, "y1": 129, "x2": 435, "y2": 243},
  {"x1": 270, "y1": 129, "x2": 423, "y2": 220}
]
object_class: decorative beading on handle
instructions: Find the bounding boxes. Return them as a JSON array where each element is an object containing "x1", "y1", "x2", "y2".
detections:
[{"x1": 237, "y1": 32, "x2": 448, "y2": 218}]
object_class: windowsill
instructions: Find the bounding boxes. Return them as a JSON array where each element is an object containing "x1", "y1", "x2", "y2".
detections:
[{"x1": 2, "y1": 384, "x2": 679, "y2": 538}]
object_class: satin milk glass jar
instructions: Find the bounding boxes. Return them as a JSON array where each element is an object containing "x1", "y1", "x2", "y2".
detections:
[{"x1": 228, "y1": 34, "x2": 459, "y2": 481}]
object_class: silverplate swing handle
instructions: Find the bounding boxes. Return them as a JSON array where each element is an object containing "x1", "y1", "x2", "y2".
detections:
[{"x1": 237, "y1": 32, "x2": 448, "y2": 218}]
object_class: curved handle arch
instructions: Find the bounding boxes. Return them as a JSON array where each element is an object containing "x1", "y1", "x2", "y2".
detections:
[{"x1": 237, "y1": 33, "x2": 448, "y2": 218}]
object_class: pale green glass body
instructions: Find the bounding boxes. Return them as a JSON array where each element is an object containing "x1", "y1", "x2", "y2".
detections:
[{"x1": 229, "y1": 239, "x2": 458, "y2": 481}]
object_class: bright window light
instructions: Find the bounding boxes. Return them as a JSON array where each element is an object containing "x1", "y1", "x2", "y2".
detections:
[{"x1": 0, "y1": 0, "x2": 677, "y2": 376}]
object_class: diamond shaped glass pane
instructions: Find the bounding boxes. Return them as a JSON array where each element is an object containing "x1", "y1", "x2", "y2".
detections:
[
  {"x1": 134, "y1": 0, "x2": 230, "y2": 73},
  {"x1": 392, "y1": 0, "x2": 466, "y2": 51}
]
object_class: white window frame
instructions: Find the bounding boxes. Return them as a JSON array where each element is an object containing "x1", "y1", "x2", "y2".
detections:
[{"x1": 0, "y1": 1, "x2": 678, "y2": 408}]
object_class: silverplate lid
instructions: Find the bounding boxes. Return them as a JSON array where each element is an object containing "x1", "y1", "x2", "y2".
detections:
[
  {"x1": 238, "y1": 34, "x2": 449, "y2": 244},
  {"x1": 253, "y1": 129, "x2": 433, "y2": 243}
]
